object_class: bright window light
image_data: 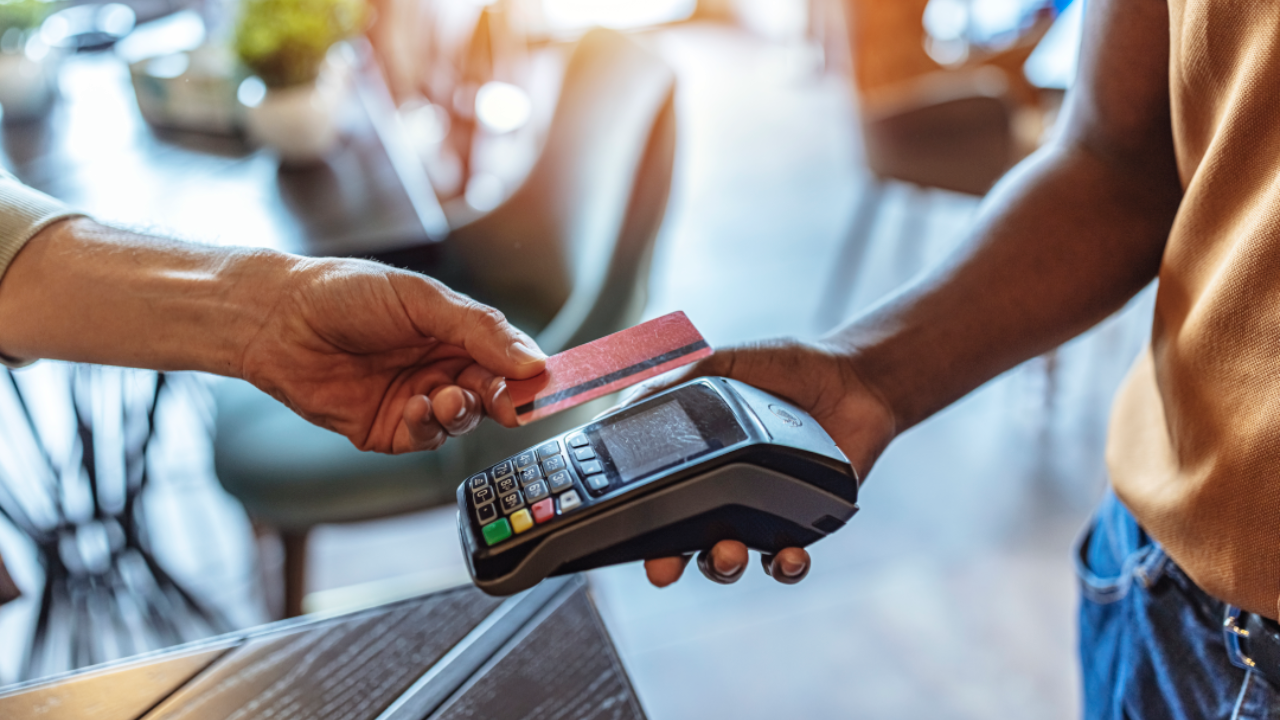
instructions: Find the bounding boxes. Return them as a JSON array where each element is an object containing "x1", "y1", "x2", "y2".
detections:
[
  {"x1": 475, "y1": 81, "x2": 532, "y2": 134},
  {"x1": 541, "y1": 0, "x2": 695, "y2": 31},
  {"x1": 1024, "y1": 0, "x2": 1081, "y2": 90},
  {"x1": 237, "y1": 76, "x2": 267, "y2": 107},
  {"x1": 465, "y1": 172, "x2": 504, "y2": 211}
]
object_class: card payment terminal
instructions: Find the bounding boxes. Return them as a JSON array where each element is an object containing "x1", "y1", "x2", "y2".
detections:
[{"x1": 457, "y1": 377, "x2": 859, "y2": 595}]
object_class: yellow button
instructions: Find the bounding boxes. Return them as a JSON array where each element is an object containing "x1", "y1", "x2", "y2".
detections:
[{"x1": 510, "y1": 509, "x2": 533, "y2": 534}]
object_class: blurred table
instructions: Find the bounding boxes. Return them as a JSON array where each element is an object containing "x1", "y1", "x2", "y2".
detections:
[
  {"x1": 0, "y1": 44, "x2": 449, "y2": 260},
  {"x1": 0, "y1": 575, "x2": 648, "y2": 720}
]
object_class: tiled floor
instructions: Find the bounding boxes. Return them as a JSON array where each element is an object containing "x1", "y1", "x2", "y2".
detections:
[{"x1": 307, "y1": 22, "x2": 1156, "y2": 720}]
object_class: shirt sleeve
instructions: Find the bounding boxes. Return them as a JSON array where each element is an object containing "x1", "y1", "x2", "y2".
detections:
[{"x1": 0, "y1": 169, "x2": 86, "y2": 368}]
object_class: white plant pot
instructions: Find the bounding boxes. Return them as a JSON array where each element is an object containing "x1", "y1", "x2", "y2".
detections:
[
  {"x1": 0, "y1": 49, "x2": 57, "y2": 122},
  {"x1": 245, "y1": 72, "x2": 345, "y2": 164}
]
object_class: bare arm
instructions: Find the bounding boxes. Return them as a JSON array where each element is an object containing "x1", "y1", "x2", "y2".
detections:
[
  {"x1": 839, "y1": 0, "x2": 1179, "y2": 435},
  {"x1": 0, "y1": 218, "x2": 547, "y2": 453},
  {"x1": 646, "y1": 0, "x2": 1181, "y2": 585}
]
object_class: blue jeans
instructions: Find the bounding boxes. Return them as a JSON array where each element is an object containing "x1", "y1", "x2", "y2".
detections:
[{"x1": 1077, "y1": 491, "x2": 1280, "y2": 719}]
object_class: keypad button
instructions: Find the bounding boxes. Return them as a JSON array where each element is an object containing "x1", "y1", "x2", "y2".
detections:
[
  {"x1": 542, "y1": 455, "x2": 566, "y2": 474},
  {"x1": 475, "y1": 501, "x2": 498, "y2": 524},
  {"x1": 567, "y1": 433, "x2": 589, "y2": 448},
  {"x1": 531, "y1": 499, "x2": 554, "y2": 524},
  {"x1": 472, "y1": 485, "x2": 496, "y2": 505},
  {"x1": 482, "y1": 518, "x2": 512, "y2": 546},
  {"x1": 524, "y1": 480, "x2": 549, "y2": 502},
  {"x1": 579, "y1": 459, "x2": 603, "y2": 475},
  {"x1": 468, "y1": 473, "x2": 489, "y2": 490},
  {"x1": 538, "y1": 441, "x2": 560, "y2": 459},
  {"x1": 492, "y1": 460, "x2": 514, "y2": 479},
  {"x1": 518, "y1": 465, "x2": 544, "y2": 485},
  {"x1": 585, "y1": 474, "x2": 609, "y2": 494},
  {"x1": 514, "y1": 451, "x2": 537, "y2": 470},
  {"x1": 558, "y1": 490, "x2": 582, "y2": 514},
  {"x1": 496, "y1": 476, "x2": 518, "y2": 496},
  {"x1": 548, "y1": 470, "x2": 574, "y2": 493},
  {"x1": 572, "y1": 446, "x2": 596, "y2": 462},
  {"x1": 500, "y1": 491, "x2": 525, "y2": 515},
  {"x1": 510, "y1": 509, "x2": 533, "y2": 534}
]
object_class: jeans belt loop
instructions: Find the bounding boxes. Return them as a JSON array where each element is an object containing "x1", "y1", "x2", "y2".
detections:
[
  {"x1": 1224, "y1": 607, "x2": 1280, "y2": 685},
  {"x1": 1225, "y1": 607, "x2": 1256, "y2": 667}
]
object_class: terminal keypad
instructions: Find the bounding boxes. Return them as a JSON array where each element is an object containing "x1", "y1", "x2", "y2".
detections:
[
  {"x1": 500, "y1": 490, "x2": 525, "y2": 515},
  {"x1": 472, "y1": 437, "x2": 604, "y2": 547},
  {"x1": 495, "y1": 476, "x2": 518, "y2": 496},
  {"x1": 548, "y1": 470, "x2": 573, "y2": 493},
  {"x1": 524, "y1": 480, "x2": 549, "y2": 502},
  {"x1": 472, "y1": 485, "x2": 495, "y2": 505}
]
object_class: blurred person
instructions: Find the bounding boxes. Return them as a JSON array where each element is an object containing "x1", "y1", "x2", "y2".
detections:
[
  {"x1": 642, "y1": 0, "x2": 1280, "y2": 716},
  {"x1": 0, "y1": 168, "x2": 546, "y2": 601}
]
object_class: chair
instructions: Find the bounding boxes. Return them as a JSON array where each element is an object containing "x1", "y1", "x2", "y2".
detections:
[
  {"x1": 815, "y1": 0, "x2": 1054, "y2": 329},
  {"x1": 212, "y1": 28, "x2": 677, "y2": 617}
]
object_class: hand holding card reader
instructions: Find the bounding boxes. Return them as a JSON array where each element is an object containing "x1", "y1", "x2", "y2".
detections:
[{"x1": 457, "y1": 377, "x2": 859, "y2": 595}]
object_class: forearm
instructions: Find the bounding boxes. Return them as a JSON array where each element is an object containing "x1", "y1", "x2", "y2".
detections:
[
  {"x1": 0, "y1": 218, "x2": 297, "y2": 376},
  {"x1": 832, "y1": 139, "x2": 1181, "y2": 431}
]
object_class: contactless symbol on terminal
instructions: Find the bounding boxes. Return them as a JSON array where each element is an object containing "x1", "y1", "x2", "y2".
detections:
[{"x1": 768, "y1": 404, "x2": 802, "y2": 427}]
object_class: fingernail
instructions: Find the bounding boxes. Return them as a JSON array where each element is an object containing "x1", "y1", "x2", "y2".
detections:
[
  {"x1": 415, "y1": 400, "x2": 434, "y2": 424},
  {"x1": 509, "y1": 340, "x2": 546, "y2": 365},
  {"x1": 780, "y1": 558, "x2": 805, "y2": 577},
  {"x1": 714, "y1": 557, "x2": 743, "y2": 578}
]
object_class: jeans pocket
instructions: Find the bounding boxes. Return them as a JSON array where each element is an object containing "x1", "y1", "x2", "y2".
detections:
[{"x1": 1075, "y1": 494, "x2": 1169, "y2": 606}]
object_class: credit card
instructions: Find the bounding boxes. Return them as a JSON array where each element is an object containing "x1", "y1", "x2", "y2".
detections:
[{"x1": 507, "y1": 311, "x2": 712, "y2": 425}]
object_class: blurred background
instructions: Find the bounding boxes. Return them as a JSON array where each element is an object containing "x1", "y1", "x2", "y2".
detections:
[{"x1": 0, "y1": 0, "x2": 1155, "y2": 716}]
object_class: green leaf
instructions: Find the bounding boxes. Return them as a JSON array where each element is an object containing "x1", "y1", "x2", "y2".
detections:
[{"x1": 234, "y1": 0, "x2": 367, "y2": 87}]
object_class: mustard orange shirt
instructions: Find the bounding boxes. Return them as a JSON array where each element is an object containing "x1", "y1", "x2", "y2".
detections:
[{"x1": 1109, "y1": 0, "x2": 1280, "y2": 619}]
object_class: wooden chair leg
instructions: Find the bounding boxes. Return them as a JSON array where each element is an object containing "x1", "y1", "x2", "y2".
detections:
[
  {"x1": 282, "y1": 529, "x2": 310, "y2": 618},
  {"x1": 0, "y1": 551, "x2": 19, "y2": 606}
]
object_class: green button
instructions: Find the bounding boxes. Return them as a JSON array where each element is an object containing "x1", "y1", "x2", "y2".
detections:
[{"x1": 482, "y1": 518, "x2": 512, "y2": 546}]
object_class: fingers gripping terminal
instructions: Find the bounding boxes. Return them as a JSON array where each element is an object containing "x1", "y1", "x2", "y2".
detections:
[{"x1": 456, "y1": 377, "x2": 858, "y2": 595}]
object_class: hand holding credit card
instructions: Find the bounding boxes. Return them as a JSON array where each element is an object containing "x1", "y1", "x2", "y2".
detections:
[{"x1": 506, "y1": 311, "x2": 713, "y2": 424}]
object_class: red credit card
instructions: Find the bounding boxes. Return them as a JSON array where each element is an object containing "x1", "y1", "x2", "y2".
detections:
[{"x1": 507, "y1": 311, "x2": 712, "y2": 425}]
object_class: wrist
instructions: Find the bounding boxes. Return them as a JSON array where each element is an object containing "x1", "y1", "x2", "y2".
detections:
[
  {"x1": 205, "y1": 246, "x2": 303, "y2": 379},
  {"x1": 820, "y1": 326, "x2": 912, "y2": 438}
]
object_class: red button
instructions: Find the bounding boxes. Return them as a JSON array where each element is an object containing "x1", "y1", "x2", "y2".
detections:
[{"x1": 531, "y1": 499, "x2": 555, "y2": 524}]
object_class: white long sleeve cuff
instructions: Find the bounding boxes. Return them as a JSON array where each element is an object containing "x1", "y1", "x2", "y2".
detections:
[{"x1": 0, "y1": 172, "x2": 85, "y2": 367}]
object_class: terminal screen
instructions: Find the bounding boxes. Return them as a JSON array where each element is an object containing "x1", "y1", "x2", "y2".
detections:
[{"x1": 597, "y1": 401, "x2": 708, "y2": 483}]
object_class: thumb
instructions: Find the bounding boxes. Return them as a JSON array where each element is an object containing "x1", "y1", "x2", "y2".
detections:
[{"x1": 391, "y1": 273, "x2": 547, "y2": 378}]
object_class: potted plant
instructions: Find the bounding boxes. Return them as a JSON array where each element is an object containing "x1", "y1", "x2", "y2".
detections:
[
  {"x1": 234, "y1": 0, "x2": 366, "y2": 163},
  {"x1": 0, "y1": 0, "x2": 58, "y2": 122}
]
